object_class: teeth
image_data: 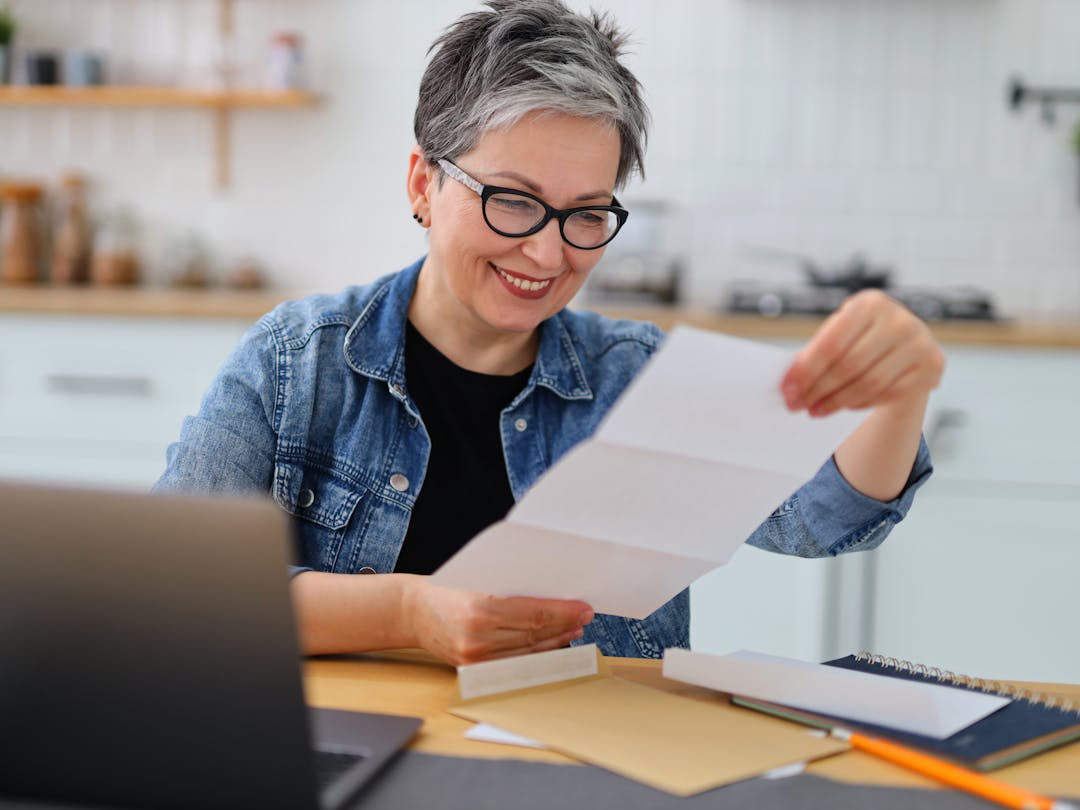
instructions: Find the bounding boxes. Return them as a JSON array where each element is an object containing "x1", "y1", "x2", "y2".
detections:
[{"x1": 497, "y1": 267, "x2": 552, "y2": 292}]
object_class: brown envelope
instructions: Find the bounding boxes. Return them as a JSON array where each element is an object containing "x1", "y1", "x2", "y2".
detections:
[{"x1": 451, "y1": 645, "x2": 848, "y2": 796}]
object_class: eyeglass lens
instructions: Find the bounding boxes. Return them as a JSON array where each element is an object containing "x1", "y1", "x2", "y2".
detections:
[{"x1": 485, "y1": 192, "x2": 619, "y2": 248}]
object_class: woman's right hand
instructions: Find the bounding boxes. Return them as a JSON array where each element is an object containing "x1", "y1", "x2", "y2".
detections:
[{"x1": 402, "y1": 576, "x2": 594, "y2": 666}]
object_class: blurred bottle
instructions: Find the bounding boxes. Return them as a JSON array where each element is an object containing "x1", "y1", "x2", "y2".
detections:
[
  {"x1": 224, "y1": 256, "x2": 266, "y2": 289},
  {"x1": 1, "y1": 181, "x2": 47, "y2": 285},
  {"x1": 265, "y1": 32, "x2": 305, "y2": 90},
  {"x1": 164, "y1": 232, "x2": 212, "y2": 288},
  {"x1": 51, "y1": 173, "x2": 93, "y2": 285},
  {"x1": 90, "y1": 208, "x2": 140, "y2": 286}
]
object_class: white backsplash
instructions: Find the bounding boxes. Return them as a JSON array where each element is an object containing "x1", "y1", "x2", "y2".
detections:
[{"x1": 2, "y1": 0, "x2": 1079, "y2": 316}]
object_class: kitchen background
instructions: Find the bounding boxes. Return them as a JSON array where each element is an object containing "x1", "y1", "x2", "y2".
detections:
[
  {"x1": 1, "y1": 0, "x2": 1078, "y2": 682},
  {"x1": 1, "y1": 0, "x2": 1079, "y2": 311}
]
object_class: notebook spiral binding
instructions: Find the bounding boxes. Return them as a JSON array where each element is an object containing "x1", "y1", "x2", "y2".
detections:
[{"x1": 854, "y1": 652, "x2": 1080, "y2": 715}]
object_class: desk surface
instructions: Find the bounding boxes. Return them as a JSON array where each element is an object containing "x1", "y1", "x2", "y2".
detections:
[{"x1": 303, "y1": 651, "x2": 1080, "y2": 798}]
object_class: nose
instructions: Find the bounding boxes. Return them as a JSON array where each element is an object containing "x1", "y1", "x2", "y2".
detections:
[{"x1": 519, "y1": 218, "x2": 566, "y2": 272}]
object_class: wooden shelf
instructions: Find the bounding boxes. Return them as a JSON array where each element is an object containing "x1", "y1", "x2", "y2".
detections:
[
  {"x1": 0, "y1": 85, "x2": 318, "y2": 187},
  {"x1": 0, "y1": 285, "x2": 299, "y2": 320},
  {"x1": 0, "y1": 85, "x2": 317, "y2": 108},
  {"x1": 0, "y1": 1, "x2": 317, "y2": 188}
]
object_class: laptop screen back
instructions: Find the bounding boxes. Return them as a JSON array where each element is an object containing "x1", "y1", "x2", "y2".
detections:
[{"x1": 0, "y1": 481, "x2": 321, "y2": 810}]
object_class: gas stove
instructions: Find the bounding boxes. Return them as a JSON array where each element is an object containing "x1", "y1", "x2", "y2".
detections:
[
  {"x1": 722, "y1": 253, "x2": 999, "y2": 322},
  {"x1": 724, "y1": 281, "x2": 998, "y2": 321}
]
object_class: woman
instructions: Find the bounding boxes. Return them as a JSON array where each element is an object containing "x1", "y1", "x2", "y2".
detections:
[{"x1": 157, "y1": 0, "x2": 942, "y2": 665}]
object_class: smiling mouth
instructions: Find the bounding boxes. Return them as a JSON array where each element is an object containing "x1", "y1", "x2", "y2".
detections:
[{"x1": 492, "y1": 264, "x2": 553, "y2": 292}]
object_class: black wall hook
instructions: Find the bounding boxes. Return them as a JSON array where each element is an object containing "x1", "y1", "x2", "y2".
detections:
[{"x1": 1008, "y1": 76, "x2": 1080, "y2": 125}]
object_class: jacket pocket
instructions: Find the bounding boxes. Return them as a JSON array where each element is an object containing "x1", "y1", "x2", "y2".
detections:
[{"x1": 273, "y1": 461, "x2": 365, "y2": 570}]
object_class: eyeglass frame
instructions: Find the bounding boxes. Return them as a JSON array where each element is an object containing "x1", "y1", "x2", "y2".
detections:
[{"x1": 435, "y1": 158, "x2": 629, "y2": 250}]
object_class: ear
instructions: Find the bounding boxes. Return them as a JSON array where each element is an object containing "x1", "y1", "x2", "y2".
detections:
[{"x1": 406, "y1": 146, "x2": 437, "y2": 220}]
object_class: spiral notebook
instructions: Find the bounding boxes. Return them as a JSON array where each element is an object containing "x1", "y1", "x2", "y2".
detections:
[{"x1": 731, "y1": 653, "x2": 1080, "y2": 771}]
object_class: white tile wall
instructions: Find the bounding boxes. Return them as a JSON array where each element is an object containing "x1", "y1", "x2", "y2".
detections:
[{"x1": 2, "y1": 0, "x2": 1079, "y2": 315}]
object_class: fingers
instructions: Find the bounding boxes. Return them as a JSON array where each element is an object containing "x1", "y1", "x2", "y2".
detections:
[
  {"x1": 482, "y1": 626, "x2": 587, "y2": 662},
  {"x1": 494, "y1": 596, "x2": 594, "y2": 633},
  {"x1": 468, "y1": 596, "x2": 593, "y2": 658},
  {"x1": 798, "y1": 317, "x2": 909, "y2": 415},
  {"x1": 782, "y1": 290, "x2": 944, "y2": 416},
  {"x1": 781, "y1": 295, "x2": 874, "y2": 410},
  {"x1": 408, "y1": 579, "x2": 595, "y2": 666}
]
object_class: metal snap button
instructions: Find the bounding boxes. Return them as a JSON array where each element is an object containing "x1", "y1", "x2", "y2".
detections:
[
  {"x1": 297, "y1": 488, "x2": 315, "y2": 508},
  {"x1": 358, "y1": 566, "x2": 377, "y2": 575},
  {"x1": 514, "y1": 417, "x2": 528, "y2": 432},
  {"x1": 389, "y1": 473, "x2": 409, "y2": 492},
  {"x1": 391, "y1": 383, "x2": 405, "y2": 396}
]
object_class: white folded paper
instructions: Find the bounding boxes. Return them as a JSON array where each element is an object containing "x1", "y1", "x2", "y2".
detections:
[
  {"x1": 663, "y1": 649, "x2": 1010, "y2": 739},
  {"x1": 433, "y1": 326, "x2": 868, "y2": 618},
  {"x1": 465, "y1": 723, "x2": 546, "y2": 749}
]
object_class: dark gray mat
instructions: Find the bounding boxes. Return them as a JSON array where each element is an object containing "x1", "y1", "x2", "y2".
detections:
[{"x1": 354, "y1": 750, "x2": 1078, "y2": 810}]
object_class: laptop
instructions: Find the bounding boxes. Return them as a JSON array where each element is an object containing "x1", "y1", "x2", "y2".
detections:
[{"x1": 0, "y1": 480, "x2": 421, "y2": 810}]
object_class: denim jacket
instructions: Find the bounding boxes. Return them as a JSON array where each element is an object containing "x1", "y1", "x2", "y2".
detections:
[{"x1": 156, "y1": 258, "x2": 932, "y2": 658}]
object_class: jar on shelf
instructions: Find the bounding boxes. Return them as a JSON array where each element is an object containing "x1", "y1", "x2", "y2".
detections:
[
  {"x1": 90, "y1": 208, "x2": 140, "y2": 287},
  {"x1": 1, "y1": 182, "x2": 47, "y2": 285},
  {"x1": 265, "y1": 32, "x2": 305, "y2": 90},
  {"x1": 163, "y1": 232, "x2": 212, "y2": 288},
  {"x1": 51, "y1": 172, "x2": 93, "y2": 285}
]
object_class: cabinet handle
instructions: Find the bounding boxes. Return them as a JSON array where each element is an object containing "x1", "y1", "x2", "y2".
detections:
[{"x1": 44, "y1": 373, "x2": 153, "y2": 398}]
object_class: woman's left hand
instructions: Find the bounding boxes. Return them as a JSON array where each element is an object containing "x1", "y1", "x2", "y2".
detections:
[{"x1": 780, "y1": 289, "x2": 945, "y2": 417}]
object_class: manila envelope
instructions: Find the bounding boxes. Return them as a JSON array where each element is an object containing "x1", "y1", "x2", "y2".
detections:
[{"x1": 451, "y1": 644, "x2": 849, "y2": 796}]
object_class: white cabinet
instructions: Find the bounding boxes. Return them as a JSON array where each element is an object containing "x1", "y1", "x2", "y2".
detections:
[
  {"x1": 690, "y1": 547, "x2": 869, "y2": 662},
  {"x1": 693, "y1": 343, "x2": 1080, "y2": 679},
  {"x1": 689, "y1": 337, "x2": 871, "y2": 664},
  {"x1": 0, "y1": 313, "x2": 249, "y2": 489},
  {"x1": 869, "y1": 346, "x2": 1080, "y2": 683}
]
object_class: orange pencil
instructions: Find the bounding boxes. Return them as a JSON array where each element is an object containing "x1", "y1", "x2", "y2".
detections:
[{"x1": 831, "y1": 727, "x2": 1077, "y2": 810}]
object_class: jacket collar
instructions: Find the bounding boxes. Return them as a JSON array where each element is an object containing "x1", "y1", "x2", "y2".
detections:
[{"x1": 343, "y1": 258, "x2": 593, "y2": 402}]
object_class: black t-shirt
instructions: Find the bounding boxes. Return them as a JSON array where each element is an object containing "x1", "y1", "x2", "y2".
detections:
[{"x1": 392, "y1": 321, "x2": 533, "y2": 575}]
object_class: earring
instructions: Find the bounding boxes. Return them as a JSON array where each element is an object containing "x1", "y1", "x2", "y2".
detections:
[{"x1": 412, "y1": 212, "x2": 424, "y2": 226}]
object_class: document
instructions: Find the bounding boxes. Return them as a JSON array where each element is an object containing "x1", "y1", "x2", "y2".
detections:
[
  {"x1": 433, "y1": 326, "x2": 868, "y2": 618},
  {"x1": 663, "y1": 649, "x2": 1011, "y2": 739}
]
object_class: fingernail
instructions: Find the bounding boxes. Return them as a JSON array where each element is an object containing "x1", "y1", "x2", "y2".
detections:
[
  {"x1": 579, "y1": 609, "x2": 594, "y2": 625},
  {"x1": 572, "y1": 628, "x2": 585, "y2": 639}
]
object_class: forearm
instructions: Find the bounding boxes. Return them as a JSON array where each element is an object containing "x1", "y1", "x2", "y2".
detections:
[
  {"x1": 834, "y1": 391, "x2": 929, "y2": 501},
  {"x1": 290, "y1": 571, "x2": 420, "y2": 655}
]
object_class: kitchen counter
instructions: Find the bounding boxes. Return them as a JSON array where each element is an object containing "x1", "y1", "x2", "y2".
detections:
[
  {"x1": 1, "y1": 285, "x2": 1079, "y2": 347},
  {"x1": 590, "y1": 305, "x2": 1080, "y2": 349}
]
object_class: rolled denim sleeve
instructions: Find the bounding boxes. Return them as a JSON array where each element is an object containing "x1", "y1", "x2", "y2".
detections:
[{"x1": 746, "y1": 436, "x2": 933, "y2": 558}]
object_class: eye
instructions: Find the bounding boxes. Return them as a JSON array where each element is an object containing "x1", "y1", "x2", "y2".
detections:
[
  {"x1": 489, "y1": 194, "x2": 541, "y2": 214},
  {"x1": 573, "y1": 210, "x2": 607, "y2": 228}
]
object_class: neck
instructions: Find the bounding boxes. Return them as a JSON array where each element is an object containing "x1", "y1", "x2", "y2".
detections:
[{"x1": 408, "y1": 261, "x2": 539, "y2": 376}]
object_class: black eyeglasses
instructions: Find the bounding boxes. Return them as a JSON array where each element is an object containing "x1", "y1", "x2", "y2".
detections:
[{"x1": 436, "y1": 158, "x2": 628, "y2": 250}]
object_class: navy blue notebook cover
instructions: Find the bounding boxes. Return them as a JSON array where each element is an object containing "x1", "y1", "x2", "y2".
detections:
[{"x1": 731, "y1": 653, "x2": 1080, "y2": 771}]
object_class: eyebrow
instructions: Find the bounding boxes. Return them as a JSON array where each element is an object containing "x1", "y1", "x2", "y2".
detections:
[{"x1": 487, "y1": 170, "x2": 612, "y2": 203}]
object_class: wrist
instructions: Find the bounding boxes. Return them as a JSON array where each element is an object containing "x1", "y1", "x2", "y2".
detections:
[{"x1": 393, "y1": 573, "x2": 423, "y2": 650}]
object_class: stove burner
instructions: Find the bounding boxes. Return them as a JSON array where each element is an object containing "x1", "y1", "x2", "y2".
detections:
[
  {"x1": 723, "y1": 281, "x2": 998, "y2": 321},
  {"x1": 723, "y1": 252, "x2": 998, "y2": 322}
]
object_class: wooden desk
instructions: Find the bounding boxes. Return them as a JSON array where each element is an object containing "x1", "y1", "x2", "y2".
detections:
[{"x1": 303, "y1": 652, "x2": 1080, "y2": 799}]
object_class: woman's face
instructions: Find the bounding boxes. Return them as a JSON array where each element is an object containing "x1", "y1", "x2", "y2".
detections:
[{"x1": 415, "y1": 112, "x2": 622, "y2": 340}]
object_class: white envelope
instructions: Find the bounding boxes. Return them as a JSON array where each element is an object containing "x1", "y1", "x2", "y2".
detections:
[{"x1": 663, "y1": 649, "x2": 1010, "y2": 739}]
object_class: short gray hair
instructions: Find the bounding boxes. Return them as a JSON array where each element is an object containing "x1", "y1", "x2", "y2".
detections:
[{"x1": 414, "y1": 0, "x2": 649, "y2": 189}]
